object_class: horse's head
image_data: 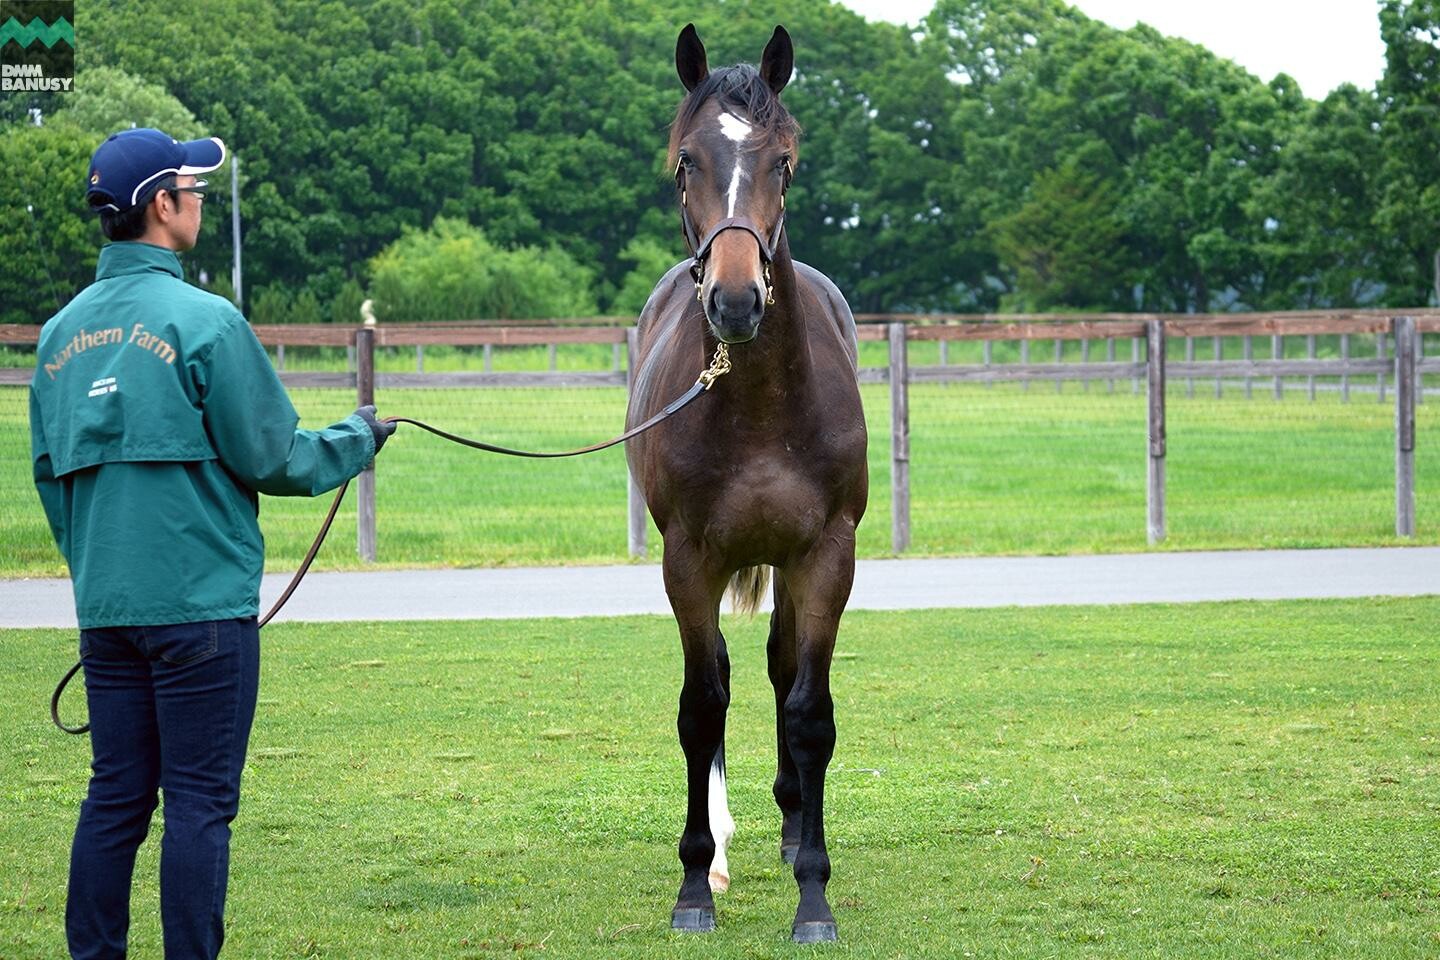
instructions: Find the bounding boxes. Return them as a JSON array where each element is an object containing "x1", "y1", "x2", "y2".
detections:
[{"x1": 669, "y1": 24, "x2": 798, "y2": 344}]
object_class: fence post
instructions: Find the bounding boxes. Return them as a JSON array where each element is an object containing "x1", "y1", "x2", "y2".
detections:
[
  {"x1": 889, "y1": 322, "x2": 911, "y2": 553},
  {"x1": 1341, "y1": 333, "x2": 1351, "y2": 402},
  {"x1": 1377, "y1": 330, "x2": 1388, "y2": 402},
  {"x1": 626, "y1": 326, "x2": 647, "y2": 558},
  {"x1": 1395, "y1": 316, "x2": 1416, "y2": 537},
  {"x1": 1272, "y1": 333, "x2": 1284, "y2": 400},
  {"x1": 1147, "y1": 319, "x2": 1166, "y2": 545},
  {"x1": 1307, "y1": 334, "x2": 1317, "y2": 401},
  {"x1": 355, "y1": 318, "x2": 377, "y2": 563},
  {"x1": 1184, "y1": 335, "x2": 1194, "y2": 397}
]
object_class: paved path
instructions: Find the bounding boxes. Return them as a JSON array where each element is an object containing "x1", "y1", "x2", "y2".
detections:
[{"x1": 4, "y1": 547, "x2": 1437, "y2": 629}]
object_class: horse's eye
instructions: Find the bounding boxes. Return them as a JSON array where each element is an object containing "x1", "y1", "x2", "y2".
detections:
[
  {"x1": 776, "y1": 156, "x2": 793, "y2": 178},
  {"x1": 679, "y1": 151, "x2": 696, "y2": 171}
]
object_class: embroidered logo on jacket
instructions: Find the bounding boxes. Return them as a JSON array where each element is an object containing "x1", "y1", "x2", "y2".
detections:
[
  {"x1": 87, "y1": 377, "x2": 117, "y2": 398},
  {"x1": 43, "y1": 323, "x2": 177, "y2": 379}
]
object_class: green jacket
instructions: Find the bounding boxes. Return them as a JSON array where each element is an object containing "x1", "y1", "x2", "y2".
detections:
[{"x1": 30, "y1": 242, "x2": 375, "y2": 628}]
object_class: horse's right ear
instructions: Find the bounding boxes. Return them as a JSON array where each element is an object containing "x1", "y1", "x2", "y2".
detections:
[{"x1": 676, "y1": 23, "x2": 708, "y2": 92}]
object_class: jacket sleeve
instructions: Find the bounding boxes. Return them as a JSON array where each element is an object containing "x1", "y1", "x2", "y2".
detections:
[
  {"x1": 200, "y1": 314, "x2": 376, "y2": 497},
  {"x1": 30, "y1": 386, "x2": 69, "y2": 561}
]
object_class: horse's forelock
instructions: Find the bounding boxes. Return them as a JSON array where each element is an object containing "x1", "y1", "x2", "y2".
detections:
[{"x1": 667, "y1": 65, "x2": 801, "y2": 170}]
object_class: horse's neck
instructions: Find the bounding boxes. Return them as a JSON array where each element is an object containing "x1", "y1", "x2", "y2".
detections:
[{"x1": 713, "y1": 247, "x2": 811, "y2": 395}]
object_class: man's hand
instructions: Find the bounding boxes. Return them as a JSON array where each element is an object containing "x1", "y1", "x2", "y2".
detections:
[{"x1": 356, "y1": 405, "x2": 397, "y2": 453}]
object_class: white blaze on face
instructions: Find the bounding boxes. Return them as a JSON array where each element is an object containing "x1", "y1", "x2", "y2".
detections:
[
  {"x1": 708, "y1": 757, "x2": 736, "y2": 893},
  {"x1": 718, "y1": 112, "x2": 753, "y2": 217}
]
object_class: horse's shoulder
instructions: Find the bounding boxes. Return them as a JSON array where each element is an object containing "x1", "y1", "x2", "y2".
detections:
[
  {"x1": 793, "y1": 260, "x2": 858, "y2": 364},
  {"x1": 638, "y1": 260, "x2": 695, "y2": 332}
]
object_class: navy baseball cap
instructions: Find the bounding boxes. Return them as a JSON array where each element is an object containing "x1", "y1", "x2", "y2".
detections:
[{"x1": 86, "y1": 128, "x2": 227, "y2": 213}]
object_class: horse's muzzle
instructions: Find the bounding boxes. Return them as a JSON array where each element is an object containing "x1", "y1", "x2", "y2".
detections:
[{"x1": 705, "y1": 282, "x2": 764, "y2": 343}]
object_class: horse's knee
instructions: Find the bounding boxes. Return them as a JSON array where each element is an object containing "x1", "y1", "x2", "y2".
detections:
[
  {"x1": 783, "y1": 688, "x2": 835, "y2": 767},
  {"x1": 677, "y1": 678, "x2": 728, "y2": 748}
]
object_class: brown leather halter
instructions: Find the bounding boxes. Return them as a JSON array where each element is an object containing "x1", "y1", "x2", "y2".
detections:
[{"x1": 675, "y1": 156, "x2": 793, "y2": 302}]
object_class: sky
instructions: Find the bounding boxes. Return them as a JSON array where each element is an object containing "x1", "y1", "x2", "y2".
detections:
[{"x1": 835, "y1": 0, "x2": 1389, "y2": 99}]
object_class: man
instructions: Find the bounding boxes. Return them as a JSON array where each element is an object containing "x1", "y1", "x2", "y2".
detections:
[{"x1": 29, "y1": 127, "x2": 396, "y2": 959}]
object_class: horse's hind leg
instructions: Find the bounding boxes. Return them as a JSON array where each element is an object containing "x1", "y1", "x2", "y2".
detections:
[
  {"x1": 664, "y1": 543, "x2": 729, "y2": 932},
  {"x1": 766, "y1": 575, "x2": 802, "y2": 865}
]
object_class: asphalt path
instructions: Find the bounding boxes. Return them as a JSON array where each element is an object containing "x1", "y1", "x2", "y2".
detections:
[{"x1": 4, "y1": 546, "x2": 1437, "y2": 629}]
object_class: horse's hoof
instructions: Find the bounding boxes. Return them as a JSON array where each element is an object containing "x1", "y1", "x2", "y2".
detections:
[
  {"x1": 708, "y1": 869, "x2": 730, "y2": 893},
  {"x1": 780, "y1": 844, "x2": 799, "y2": 865},
  {"x1": 792, "y1": 920, "x2": 838, "y2": 943},
  {"x1": 671, "y1": 907, "x2": 716, "y2": 933}
]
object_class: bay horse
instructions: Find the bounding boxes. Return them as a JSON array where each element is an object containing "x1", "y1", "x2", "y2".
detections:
[{"x1": 624, "y1": 23, "x2": 868, "y2": 944}]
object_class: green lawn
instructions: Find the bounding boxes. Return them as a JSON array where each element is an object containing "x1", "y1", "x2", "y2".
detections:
[
  {"x1": 5, "y1": 365, "x2": 1437, "y2": 576},
  {"x1": 2, "y1": 599, "x2": 1437, "y2": 957}
]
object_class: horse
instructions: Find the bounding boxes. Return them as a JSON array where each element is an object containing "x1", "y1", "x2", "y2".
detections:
[{"x1": 624, "y1": 23, "x2": 869, "y2": 944}]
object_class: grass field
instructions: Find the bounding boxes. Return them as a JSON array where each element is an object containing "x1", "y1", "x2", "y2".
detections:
[
  {"x1": 1, "y1": 598, "x2": 1437, "y2": 957},
  {"x1": 6, "y1": 339, "x2": 1439, "y2": 576}
]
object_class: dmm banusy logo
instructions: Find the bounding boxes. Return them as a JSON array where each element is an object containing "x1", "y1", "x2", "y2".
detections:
[{"x1": 0, "y1": 1, "x2": 74, "y2": 92}]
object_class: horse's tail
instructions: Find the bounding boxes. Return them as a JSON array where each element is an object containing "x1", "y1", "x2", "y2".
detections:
[{"x1": 728, "y1": 565, "x2": 771, "y2": 617}]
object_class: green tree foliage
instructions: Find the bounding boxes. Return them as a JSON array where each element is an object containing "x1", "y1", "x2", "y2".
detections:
[
  {"x1": 249, "y1": 286, "x2": 293, "y2": 325},
  {"x1": 929, "y1": 0, "x2": 1308, "y2": 311},
  {"x1": 1377, "y1": 0, "x2": 1440, "y2": 305},
  {"x1": 367, "y1": 217, "x2": 597, "y2": 322},
  {"x1": 50, "y1": 66, "x2": 206, "y2": 141},
  {"x1": 991, "y1": 159, "x2": 1131, "y2": 311},
  {"x1": 610, "y1": 236, "x2": 684, "y2": 318},
  {"x1": 0, "y1": 120, "x2": 99, "y2": 323},
  {"x1": 1, "y1": 0, "x2": 1432, "y2": 325},
  {"x1": 1251, "y1": 85, "x2": 1386, "y2": 307}
]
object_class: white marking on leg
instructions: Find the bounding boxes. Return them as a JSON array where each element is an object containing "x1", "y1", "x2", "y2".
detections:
[{"x1": 708, "y1": 758, "x2": 735, "y2": 893}]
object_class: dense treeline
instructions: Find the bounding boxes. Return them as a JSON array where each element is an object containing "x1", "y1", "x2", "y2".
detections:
[{"x1": 2, "y1": 0, "x2": 1436, "y2": 325}]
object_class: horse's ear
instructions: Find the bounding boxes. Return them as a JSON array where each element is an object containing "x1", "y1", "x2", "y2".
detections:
[
  {"x1": 759, "y1": 25, "x2": 793, "y2": 95},
  {"x1": 676, "y1": 23, "x2": 708, "y2": 92}
]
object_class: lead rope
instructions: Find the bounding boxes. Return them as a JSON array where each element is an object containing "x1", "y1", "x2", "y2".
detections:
[{"x1": 51, "y1": 343, "x2": 732, "y2": 733}]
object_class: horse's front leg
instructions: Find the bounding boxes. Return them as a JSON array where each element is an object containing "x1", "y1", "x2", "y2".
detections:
[
  {"x1": 780, "y1": 517, "x2": 858, "y2": 943},
  {"x1": 663, "y1": 538, "x2": 729, "y2": 932}
]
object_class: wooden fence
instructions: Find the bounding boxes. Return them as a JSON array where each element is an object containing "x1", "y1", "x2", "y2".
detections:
[{"x1": 6, "y1": 309, "x2": 1440, "y2": 558}]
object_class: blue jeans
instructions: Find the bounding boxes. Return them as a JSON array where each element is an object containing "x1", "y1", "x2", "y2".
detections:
[{"x1": 67, "y1": 618, "x2": 260, "y2": 960}]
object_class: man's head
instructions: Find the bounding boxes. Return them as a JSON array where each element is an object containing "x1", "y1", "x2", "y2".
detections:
[{"x1": 86, "y1": 128, "x2": 227, "y2": 249}]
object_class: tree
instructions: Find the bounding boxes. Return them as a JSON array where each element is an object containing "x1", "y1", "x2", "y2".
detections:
[
  {"x1": 1376, "y1": 0, "x2": 1440, "y2": 305},
  {"x1": 367, "y1": 217, "x2": 598, "y2": 322},
  {"x1": 1250, "y1": 85, "x2": 1386, "y2": 307},
  {"x1": 611, "y1": 235, "x2": 684, "y2": 317},
  {"x1": 0, "y1": 120, "x2": 100, "y2": 323},
  {"x1": 991, "y1": 158, "x2": 1132, "y2": 310}
]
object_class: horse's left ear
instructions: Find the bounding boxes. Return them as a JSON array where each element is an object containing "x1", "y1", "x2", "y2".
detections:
[
  {"x1": 677, "y1": 23, "x2": 709, "y2": 92},
  {"x1": 759, "y1": 25, "x2": 793, "y2": 95}
]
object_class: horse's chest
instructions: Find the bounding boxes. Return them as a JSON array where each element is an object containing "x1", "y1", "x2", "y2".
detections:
[{"x1": 682, "y1": 445, "x2": 832, "y2": 554}]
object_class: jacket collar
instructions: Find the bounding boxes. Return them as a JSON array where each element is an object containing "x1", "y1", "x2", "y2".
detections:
[{"x1": 95, "y1": 242, "x2": 184, "y2": 281}]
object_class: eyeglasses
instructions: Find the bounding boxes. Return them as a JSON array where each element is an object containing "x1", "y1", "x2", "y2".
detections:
[{"x1": 168, "y1": 180, "x2": 208, "y2": 201}]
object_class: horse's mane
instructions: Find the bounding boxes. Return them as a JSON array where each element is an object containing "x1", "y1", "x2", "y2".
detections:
[{"x1": 667, "y1": 65, "x2": 802, "y2": 170}]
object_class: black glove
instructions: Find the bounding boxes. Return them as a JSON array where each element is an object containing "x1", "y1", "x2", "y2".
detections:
[{"x1": 356, "y1": 405, "x2": 397, "y2": 453}]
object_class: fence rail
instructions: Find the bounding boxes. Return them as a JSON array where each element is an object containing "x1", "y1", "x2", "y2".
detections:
[{"x1": 7, "y1": 309, "x2": 1439, "y2": 557}]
